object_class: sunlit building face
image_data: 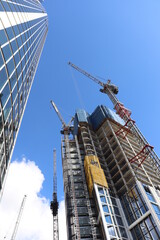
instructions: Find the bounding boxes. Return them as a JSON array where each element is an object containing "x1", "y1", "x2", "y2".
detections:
[{"x1": 0, "y1": 0, "x2": 48, "y2": 194}]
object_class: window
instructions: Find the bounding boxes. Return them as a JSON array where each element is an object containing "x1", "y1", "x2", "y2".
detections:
[
  {"x1": 131, "y1": 216, "x2": 160, "y2": 240},
  {"x1": 1, "y1": 83, "x2": 10, "y2": 106},
  {"x1": 0, "y1": 29, "x2": 8, "y2": 45},
  {"x1": 2, "y1": 44, "x2": 12, "y2": 61},
  {"x1": 10, "y1": 72, "x2": 17, "y2": 89},
  {"x1": 108, "y1": 226, "x2": 116, "y2": 236},
  {"x1": 7, "y1": 59, "x2": 15, "y2": 77},
  {"x1": 103, "y1": 205, "x2": 109, "y2": 213},
  {"x1": 147, "y1": 193, "x2": 155, "y2": 202},
  {"x1": 119, "y1": 227, "x2": 127, "y2": 238},
  {"x1": 144, "y1": 185, "x2": 160, "y2": 220},
  {"x1": 116, "y1": 216, "x2": 123, "y2": 226},
  {"x1": 105, "y1": 215, "x2": 112, "y2": 224},
  {"x1": 4, "y1": 99, "x2": 11, "y2": 121},
  {"x1": 151, "y1": 203, "x2": 160, "y2": 220},
  {"x1": 98, "y1": 187, "x2": 104, "y2": 195},
  {"x1": 100, "y1": 196, "x2": 106, "y2": 203},
  {"x1": 113, "y1": 206, "x2": 120, "y2": 215},
  {"x1": 107, "y1": 197, "x2": 111, "y2": 204},
  {"x1": 111, "y1": 197, "x2": 117, "y2": 206},
  {"x1": 0, "y1": 66, "x2": 7, "y2": 90},
  {"x1": 10, "y1": 40, "x2": 18, "y2": 54},
  {"x1": 150, "y1": 229, "x2": 159, "y2": 240},
  {"x1": 144, "y1": 185, "x2": 155, "y2": 202}
]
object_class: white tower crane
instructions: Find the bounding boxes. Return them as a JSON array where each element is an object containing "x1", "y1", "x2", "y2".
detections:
[
  {"x1": 50, "y1": 100, "x2": 74, "y2": 134},
  {"x1": 10, "y1": 195, "x2": 27, "y2": 240},
  {"x1": 50, "y1": 100, "x2": 67, "y2": 129},
  {"x1": 50, "y1": 100, "x2": 81, "y2": 239}
]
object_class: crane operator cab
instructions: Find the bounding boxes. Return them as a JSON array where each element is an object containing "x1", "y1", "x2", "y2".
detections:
[{"x1": 100, "y1": 80, "x2": 119, "y2": 95}]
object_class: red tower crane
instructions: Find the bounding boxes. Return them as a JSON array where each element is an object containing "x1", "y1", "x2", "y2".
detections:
[
  {"x1": 68, "y1": 62, "x2": 160, "y2": 171},
  {"x1": 68, "y1": 62, "x2": 131, "y2": 119}
]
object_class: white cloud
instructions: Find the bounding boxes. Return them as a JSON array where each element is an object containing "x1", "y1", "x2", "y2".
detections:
[{"x1": 0, "y1": 158, "x2": 67, "y2": 240}]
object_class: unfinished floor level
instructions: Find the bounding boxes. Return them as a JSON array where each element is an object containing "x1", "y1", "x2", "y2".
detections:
[{"x1": 61, "y1": 105, "x2": 160, "y2": 240}]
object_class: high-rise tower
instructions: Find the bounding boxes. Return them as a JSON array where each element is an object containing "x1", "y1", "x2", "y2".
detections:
[
  {"x1": 61, "y1": 106, "x2": 160, "y2": 239},
  {"x1": 0, "y1": 0, "x2": 48, "y2": 195}
]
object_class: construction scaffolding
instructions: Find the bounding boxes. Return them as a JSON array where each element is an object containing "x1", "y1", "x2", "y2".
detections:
[{"x1": 61, "y1": 133, "x2": 101, "y2": 239}]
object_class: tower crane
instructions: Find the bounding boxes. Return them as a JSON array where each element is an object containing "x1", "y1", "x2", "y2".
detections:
[
  {"x1": 50, "y1": 100, "x2": 81, "y2": 239},
  {"x1": 50, "y1": 100, "x2": 74, "y2": 134},
  {"x1": 50, "y1": 100, "x2": 66, "y2": 129},
  {"x1": 68, "y1": 62, "x2": 160, "y2": 171},
  {"x1": 68, "y1": 62, "x2": 132, "y2": 119},
  {"x1": 10, "y1": 195, "x2": 27, "y2": 240},
  {"x1": 50, "y1": 149, "x2": 59, "y2": 240}
]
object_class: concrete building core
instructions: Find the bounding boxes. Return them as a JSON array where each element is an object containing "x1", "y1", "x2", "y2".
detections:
[{"x1": 61, "y1": 105, "x2": 160, "y2": 240}]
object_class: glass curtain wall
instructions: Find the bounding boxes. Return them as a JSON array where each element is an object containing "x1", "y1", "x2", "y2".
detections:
[{"x1": 0, "y1": 0, "x2": 48, "y2": 193}]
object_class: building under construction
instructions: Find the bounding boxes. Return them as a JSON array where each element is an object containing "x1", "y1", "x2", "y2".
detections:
[{"x1": 56, "y1": 64, "x2": 160, "y2": 240}]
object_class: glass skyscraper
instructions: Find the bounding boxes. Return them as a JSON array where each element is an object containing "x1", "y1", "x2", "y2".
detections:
[{"x1": 0, "y1": 0, "x2": 48, "y2": 195}]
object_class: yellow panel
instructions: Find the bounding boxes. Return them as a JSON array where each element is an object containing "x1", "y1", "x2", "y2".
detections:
[
  {"x1": 90, "y1": 165, "x2": 108, "y2": 188},
  {"x1": 84, "y1": 155, "x2": 108, "y2": 196}
]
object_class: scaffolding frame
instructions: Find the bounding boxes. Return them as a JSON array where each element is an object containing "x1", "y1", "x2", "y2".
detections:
[
  {"x1": 129, "y1": 144, "x2": 154, "y2": 167},
  {"x1": 115, "y1": 119, "x2": 135, "y2": 138}
]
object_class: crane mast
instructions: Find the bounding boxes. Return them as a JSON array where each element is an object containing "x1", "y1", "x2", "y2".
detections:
[
  {"x1": 50, "y1": 149, "x2": 59, "y2": 240},
  {"x1": 11, "y1": 195, "x2": 27, "y2": 240},
  {"x1": 68, "y1": 62, "x2": 160, "y2": 172},
  {"x1": 53, "y1": 149, "x2": 57, "y2": 195}
]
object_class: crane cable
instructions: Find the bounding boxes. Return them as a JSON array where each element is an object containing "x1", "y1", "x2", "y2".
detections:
[{"x1": 69, "y1": 65, "x2": 86, "y2": 109}]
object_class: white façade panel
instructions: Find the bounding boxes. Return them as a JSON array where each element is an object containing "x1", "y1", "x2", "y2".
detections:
[{"x1": 0, "y1": 11, "x2": 47, "y2": 30}]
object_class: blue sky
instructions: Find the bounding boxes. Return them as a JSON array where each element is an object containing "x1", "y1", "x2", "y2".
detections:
[{"x1": 12, "y1": 0, "x2": 160, "y2": 203}]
